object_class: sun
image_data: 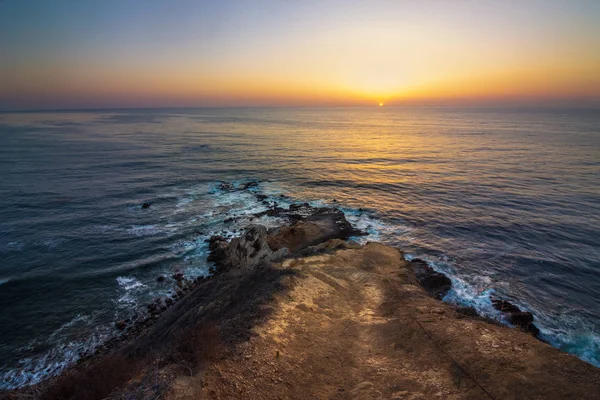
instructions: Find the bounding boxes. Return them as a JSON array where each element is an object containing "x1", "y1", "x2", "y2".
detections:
[{"x1": 379, "y1": 102, "x2": 384, "y2": 107}]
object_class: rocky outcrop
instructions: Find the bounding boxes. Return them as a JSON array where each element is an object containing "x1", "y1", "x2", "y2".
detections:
[
  {"x1": 492, "y1": 298, "x2": 540, "y2": 337},
  {"x1": 208, "y1": 225, "x2": 289, "y2": 273},
  {"x1": 208, "y1": 207, "x2": 364, "y2": 273},
  {"x1": 409, "y1": 258, "x2": 452, "y2": 299}
]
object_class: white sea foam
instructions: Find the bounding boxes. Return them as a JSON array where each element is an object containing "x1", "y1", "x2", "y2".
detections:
[
  {"x1": 116, "y1": 276, "x2": 147, "y2": 307},
  {"x1": 116, "y1": 276, "x2": 146, "y2": 291},
  {"x1": 125, "y1": 225, "x2": 160, "y2": 236},
  {"x1": 0, "y1": 313, "x2": 110, "y2": 390}
]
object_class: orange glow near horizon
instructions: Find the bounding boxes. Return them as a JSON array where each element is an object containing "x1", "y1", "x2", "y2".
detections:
[{"x1": 1, "y1": 1, "x2": 599, "y2": 109}]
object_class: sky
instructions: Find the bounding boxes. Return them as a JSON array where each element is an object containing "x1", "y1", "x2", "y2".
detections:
[{"x1": 1, "y1": 0, "x2": 599, "y2": 110}]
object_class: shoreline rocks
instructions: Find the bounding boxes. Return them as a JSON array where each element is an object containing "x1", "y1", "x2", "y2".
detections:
[
  {"x1": 408, "y1": 258, "x2": 541, "y2": 338},
  {"x1": 409, "y1": 258, "x2": 452, "y2": 300},
  {"x1": 492, "y1": 298, "x2": 541, "y2": 337},
  {"x1": 208, "y1": 207, "x2": 365, "y2": 274}
]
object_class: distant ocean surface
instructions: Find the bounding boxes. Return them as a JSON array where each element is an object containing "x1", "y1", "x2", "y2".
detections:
[{"x1": 1, "y1": 107, "x2": 599, "y2": 388}]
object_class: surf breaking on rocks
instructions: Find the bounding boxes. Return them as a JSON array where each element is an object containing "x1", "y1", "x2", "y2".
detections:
[{"x1": 0, "y1": 179, "x2": 596, "y2": 390}]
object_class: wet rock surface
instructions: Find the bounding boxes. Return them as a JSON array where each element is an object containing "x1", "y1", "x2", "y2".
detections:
[
  {"x1": 409, "y1": 258, "x2": 452, "y2": 299},
  {"x1": 492, "y1": 298, "x2": 541, "y2": 337}
]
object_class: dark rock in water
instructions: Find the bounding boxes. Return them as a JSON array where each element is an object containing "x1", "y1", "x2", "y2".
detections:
[
  {"x1": 256, "y1": 194, "x2": 268, "y2": 201},
  {"x1": 266, "y1": 207, "x2": 285, "y2": 216},
  {"x1": 141, "y1": 203, "x2": 151, "y2": 209},
  {"x1": 156, "y1": 275, "x2": 166, "y2": 282},
  {"x1": 208, "y1": 235, "x2": 226, "y2": 248},
  {"x1": 240, "y1": 181, "x2": 259, "y2": 190},
  {"x1": 115, "y1": 320, "x2": 127, "y2": 330},
  {"x1": 219, "y1": 182, "x2": 235, "y2": 191},
  {"x1": 172, "y1": 272, "x2": 184, "y2": 282},
  {"x1": 511, "y1": 311, "x2": 534, "y2": 326},
  {"x1": 491, "y1": 299, "x2": 521, "y2": 313},
  {"x1": 492, "y1": 298, "x2": 540, "y2": 337},
  {"x1": 409, "y1": 258, "x2": 452, "y2": 300},
  {"x1": 224, "y1": 217, "x2": 235, "y2": 223}
]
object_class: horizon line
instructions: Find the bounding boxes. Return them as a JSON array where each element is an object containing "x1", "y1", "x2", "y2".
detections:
[{"x1": 3, "y1": 104, "x2": 600, "y2": 114}]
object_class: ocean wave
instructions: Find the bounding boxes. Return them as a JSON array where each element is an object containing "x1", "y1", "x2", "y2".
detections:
[
  {"x1": 0, "y1": 241, "x2": 24, "y2": 253},
  {"x1": 116, "y1": 276, "x2": 147, "y2": 307},
  {"x1": 0, "y1": 313, "x2": 110, "y2": 390}
]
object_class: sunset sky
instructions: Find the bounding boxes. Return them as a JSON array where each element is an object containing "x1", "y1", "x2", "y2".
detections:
[{"x1": 1, "y1": 0, "x2": 599, "y2": 110}]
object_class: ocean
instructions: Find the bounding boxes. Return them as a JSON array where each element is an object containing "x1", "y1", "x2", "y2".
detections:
[{"x1": 0, "y1": 107, "x2": 599, "y2": 388}]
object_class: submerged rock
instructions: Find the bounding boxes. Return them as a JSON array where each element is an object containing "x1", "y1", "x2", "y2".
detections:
[
  {"x1": 141, "y1": 202, "x2": 151, "y2": 209},
  {"x1": 409, "y1": 258, "x2": 452, "y2": 300}
]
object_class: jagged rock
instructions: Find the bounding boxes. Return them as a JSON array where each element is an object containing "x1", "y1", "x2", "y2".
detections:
[
  {"x1": 219, "y1": 182, "x2": 235, "y2": 191},
  {"x1": 267, "y1": 208, "x2": 363, "y2": 253},
  {"x1": 207, "y1": 235, "x2": 229, "y2": 265},
  {"x1": 208, "y1": 208, "x2": 363, "y2": 273},
  {"x1": 409, "y1": 259, "x2": 452, "y2": 300},
  {"x1": 492, "y1": 299, "x2": 540, "y2": 336},
  {"x1": 210, "y1": 225, "x2": 289, "y2": 273}
]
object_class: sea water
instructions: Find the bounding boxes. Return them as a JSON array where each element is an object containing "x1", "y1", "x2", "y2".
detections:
[{"x1": 0, "y1": 107, "x2": 599, "y2": 388}]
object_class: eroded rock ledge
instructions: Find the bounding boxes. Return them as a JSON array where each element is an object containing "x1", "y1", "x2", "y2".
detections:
[{"x1": 208, "y1": 207, "x2": 364, "y2": 273}]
